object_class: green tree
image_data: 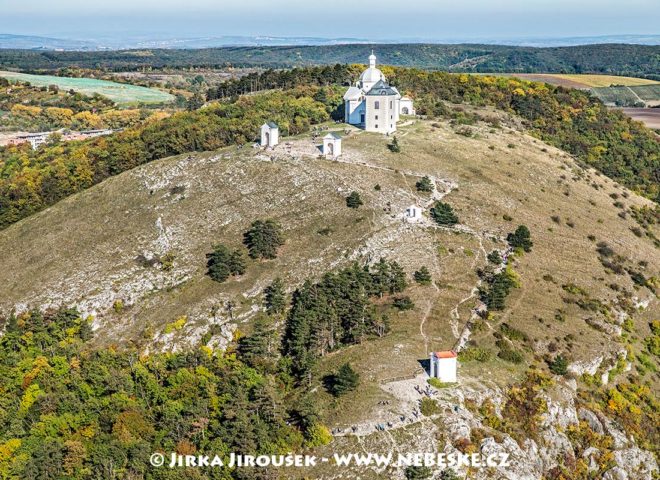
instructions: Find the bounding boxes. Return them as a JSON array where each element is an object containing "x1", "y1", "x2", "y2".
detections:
[
  {"x1": 507, "y1": 225, "x2": 533, "y2": 252},
  {"x1": 487, "y1": 250, "x2": 502, "y2": 264},
  {"x1": 346, "y1": 191, "x2": 363, "y2": 209},
  {"x1": 413, "y1": 266, "x2": 432, "y2": 285},
  {"x1": 238, "y1": 313, "x2": 277, "y2": 369},
  {"x1": 388, "y1": 135, "x2": 401, "y2": 153},
  {"x1": 405, "y1": 466, "x2": 433, "y2": 480},
  {"x1": 415, "y1": 176, "x2": 434, "y2": 192},
  {"x1": 264, "y1": 277, "x2": 287, "y2": 315},
  {"x1": 331, "y1": 363, "x2": 360, "y2": 396},
  {"x1": 548, "y1": 354, "x2": 568, "y2": 375},
  {"x1": 393, "y1": 296, "x2": 415, "y2": 311},
  {"x1": 430, "y1": 201, "x2": 458, "y2": 226},
  {"x1": 243, "y1": 219, "x2": 285, "y2": 259},
  {"x1": 186, "y1": 92, "x2": 205, "y2": 111},
  {"x1": 206, "y1": 244, "x2": 247, "y2": 282}
]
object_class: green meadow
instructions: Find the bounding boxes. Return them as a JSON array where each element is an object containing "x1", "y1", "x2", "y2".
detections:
[{"x1": 0, "y1": 70, "x2": 175, "y2": 105}]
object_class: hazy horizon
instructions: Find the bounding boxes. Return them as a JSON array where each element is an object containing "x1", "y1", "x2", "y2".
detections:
[{"x1": 1, "y1": 0, "x2": 659, "y2": 42}]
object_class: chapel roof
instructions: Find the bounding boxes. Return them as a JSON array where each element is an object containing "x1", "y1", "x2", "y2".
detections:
[
  {"x1": 433, "y1": 351, "x2": 457, "y2": 359},
  {"x1": 365, "y1": 80, "x2": 397, "y2": 96}
]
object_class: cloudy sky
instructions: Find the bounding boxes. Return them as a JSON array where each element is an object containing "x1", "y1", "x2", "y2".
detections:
[{"x1": 1, "y1": 0, "x2": 658, "y2": 41}]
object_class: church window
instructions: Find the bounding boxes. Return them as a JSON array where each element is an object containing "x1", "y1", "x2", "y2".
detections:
[
  {"x1": 375, "y1": 101, "x2": 380, "y2": 109},
  {"x1": 375, "y1": 124, "x2": 379, "y2": 128},
  {"x1": 375, "y1": 115, "x2": 379, "y2": 120},
  {"x1": 390, "y1": 101, "x2": 393, "y2": 108}
]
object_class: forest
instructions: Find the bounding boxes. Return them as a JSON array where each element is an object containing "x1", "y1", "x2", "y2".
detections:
[
  {"x1": 0, "y1": 257, "x2": 410, "y2": 479},
  {"x1": 0, "y1": 44, "x2": 658, "y2": 78}
]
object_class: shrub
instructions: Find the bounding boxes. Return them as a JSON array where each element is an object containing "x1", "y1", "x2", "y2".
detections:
[
  {"x1": 420, "y1": 397, "x2": 441, "y2": 416},
  {"x1": 346, "y1": 191, "x2": 363, "y2": 209},
  {"x1": 405, "y1": 466, "x2": 433, "y2": 480},
  {"x1": 430, "y1": 201, "x2": 459, "y2": 226},
  {"x1": 413, "y1": 266, "x2": 432, "y2": 285},
  {"x1": 548, "y1": 355, "x2": 569, "y2": 375},
  {"x1": 428, "y1": 378, "x2": 454, "y2": 388},
  {"x1": 388, "y1": 135, "x2": 401, "y2": 153},
  {"x1": 500, "y1": 323, "x2": 528, "y2": 342},
  {"x1": 415, "y1": 176, "x2": 434, "y2": 192},
  {"x1": 243, "y1": 219, "x2": 285, "y2": 259},
  {"x1": 304, "y1": 423, "x2": 333, "y2": 447},
  {"x1": 487, "y1": 250, "x2": 502, "y2": 264},
  {"x1": 330, "y1": 363, "x2": 360, "y2": 397},
  {"x1": 507, "y1": 225, "x2": 533, "y2": 252},
  {"x1": 458, "y1": 347, "x2": 492, "y2": 362},
  {"x1": 498, "y1": 348, "x2": 524, "y2": 364},
  {"x1": 393, "y1": 296, "x2": 415, "y2": 311},
  {"x1": 206, "y1": 244, "x2": 247, "y2": 282}
]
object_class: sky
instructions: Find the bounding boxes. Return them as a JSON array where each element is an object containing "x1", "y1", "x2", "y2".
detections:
[{"x1": 0, "y1": 0, "x2": 659, "y2": 41}]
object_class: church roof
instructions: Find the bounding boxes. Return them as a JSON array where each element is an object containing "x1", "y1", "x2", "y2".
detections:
[
  {"x1": 343, "y1": 86, "x2": 362, "y2": 101},
  {"x1": 324, "y1": 132, "x2": 341, "y2": 139},
  {"x1": 359, "y1": 66, "x2": 384, "y2": 85},
  {"x1": 365, "y1": 80, "x2": 397, "y2": 96}
]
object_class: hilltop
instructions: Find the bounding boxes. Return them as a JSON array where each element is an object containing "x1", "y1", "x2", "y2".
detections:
[{"x1": 0, "y1": 109, "x2": 657, "y2": 477}]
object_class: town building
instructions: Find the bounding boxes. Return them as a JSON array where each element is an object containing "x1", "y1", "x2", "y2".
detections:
[
  {"x1": 343, "y1": 53, "x2": 414, "y2": 134},
  {"x1": 322, "y1": 133, "x2": 342, "y2": 158},
  {"x1": 7, "y1": 132, "x2": 50, "y2": 149},
  {"x1": 429, "y1": 350, "x2": 457, "y2": 383},
  {"x1": 260, "y1": 122, "x2": 279, "y2": 148}
]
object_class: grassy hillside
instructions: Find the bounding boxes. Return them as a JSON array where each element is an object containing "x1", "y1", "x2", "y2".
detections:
[
  {"x1": 1, "y1": 116, "x2": 656, "y2": 362},
  {"x1": 1, "y1": 43, "x2": 659, "y2": 77},
  {"x1": 0, "y1": 115, "x2": 658, "y2": 478}
]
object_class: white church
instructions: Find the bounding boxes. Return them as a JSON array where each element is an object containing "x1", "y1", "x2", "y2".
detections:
[{"x1": 344, "y1": 52, "x2": 415, "y2": 134}]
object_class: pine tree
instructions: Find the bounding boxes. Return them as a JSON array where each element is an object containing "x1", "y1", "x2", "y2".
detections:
[
  {"x1": 264, "y1": 278, "x2": 287, "y2": 315},
  {"x1": 243, "y1": 219, "x2": 285, "y2": 259},
  {"x1": 487, "y1": 250, "x2": 502, "y2": 264},
  {"x1": 507, "y1": 225, "x2": 533, "y2": 252},
  {"x1": 346, "y1": 191, "x2": 363, "y2": 209},
  {"x1": 405, "y1": 466, "x2": 433, "y2": 480},
  {"x1": 548, "y1": 354, "x2": 568, "y2": 375},
  {"x1": 415, "y1": 176, "x2": 434, "y2": 192},
  {"x1": 388, "y1": 135, "x2": 401, "y2": 153},
  {"x1": 413, "y1": 266, "x2": 432, "y2": 285},
  {"x1": 238, "y1": 314, "x2": 277, "y2": 369},
  {"x1": 388, "y1": 260, "x2": 407, "y2": 293},
  {"x1": 206, "y1": 244, "x2": 247, "y2": 282},
  {"x1": 331, "y1": 363, "x2": 360, "y2": 396},
  {"x1": 430, "y1": 201, "x2": 458, "y2": 226}
]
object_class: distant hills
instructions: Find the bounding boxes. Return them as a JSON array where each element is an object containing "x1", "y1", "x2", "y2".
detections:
[
  {"x1": 0, "y1": 33, "x2": 659, "y2": 51},
  {"x1": 1, "y1": 43, "x2": 658, "y2": 78}
]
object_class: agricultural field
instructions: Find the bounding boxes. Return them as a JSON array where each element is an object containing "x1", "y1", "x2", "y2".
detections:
[
  {"x1": 483, "y1": 73, "x2": 659, "y2": 89},
  {"x1": 619, "y1": 107, "x2": 660, "y2": 129},
  {"x1": 591, "y1": 84, "x2": 660, "y2": 107},
  {"x1": 0, "y1": 70, "x2": 175, "y2": 105}
]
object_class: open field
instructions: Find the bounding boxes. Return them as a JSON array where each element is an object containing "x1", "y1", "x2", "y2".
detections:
[
  {"x1": 619, "y1": 107, "x2": 660, "y2": 129},
  {"x1": 0, "y1": 70, "x2": 175, "y2": 105},
  {"x1": 591, "y1": 84, "x2": 660, "y2": 107},
  {"x1": 481, "y1": 73, "x2": 659, "y2": 89}
]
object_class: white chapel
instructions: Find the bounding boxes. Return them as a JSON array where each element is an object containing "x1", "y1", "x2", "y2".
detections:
[{"x1": 344, "y1": 52, "x2": 414, "y2": 134}]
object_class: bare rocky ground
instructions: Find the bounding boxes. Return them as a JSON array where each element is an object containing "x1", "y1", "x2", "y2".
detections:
[{"x1": 0, "y1": 115, "x2": 657, "y2": 478}]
